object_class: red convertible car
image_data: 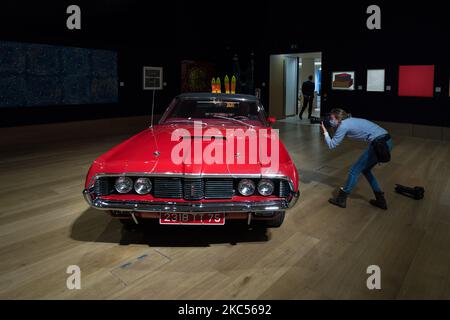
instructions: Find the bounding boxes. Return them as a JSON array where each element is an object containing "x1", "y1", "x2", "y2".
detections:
[{"x1": 83, "y1": 93, "x2": 299, "y2": 228}]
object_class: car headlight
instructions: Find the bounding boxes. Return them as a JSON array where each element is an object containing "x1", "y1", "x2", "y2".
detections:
[
  {"x1": 134, "y1": 177, "x2": 152, "y2": 195},
  {"x1": 257, "y1": 179, "x2": 274, "y2": 196},
  {"x1": 114, "y1": 176, "x2": 133, "y2": 194},
  {"x1": 238, "y1": 179, "x2": 255, "y2": 196}
]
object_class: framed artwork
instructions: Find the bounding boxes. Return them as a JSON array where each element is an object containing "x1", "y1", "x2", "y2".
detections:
[
  {"x1": 181, "y1": 60, "x2": 215, "y2": 93},
  {"x1": 0, "y1": 41, "x2": 118, "y2": 106},
  {"x1": 398, "y1": 65, "x2": 434, "y2": 97},
  {"x1": 332, "y1": 71, "x2": 355, "y2": 90},
  {"x1": 367, "y1": 69, "x2": 385, "y2": 92},
  {"x1": 143, "y1": 66, "x2": 163, "y2": 90}
]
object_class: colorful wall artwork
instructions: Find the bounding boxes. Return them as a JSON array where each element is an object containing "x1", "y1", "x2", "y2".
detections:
[
  {"x1": 332, "y1": 71, "x2": 355, "y2": 90},
  {"x1": 398, "y1": 65, "x2": 434, "y2": 97},
  {"x1": 181, "y1": 60, "x2": 215, "y2": 93},
  {"x1": 0, "y1": 41, "x2": 118, "y2": 107}
]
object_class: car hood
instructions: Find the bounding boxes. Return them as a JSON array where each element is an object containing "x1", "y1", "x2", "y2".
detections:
[{"x1": 89, "y1": 123, "x2": 295, "y2": 181}]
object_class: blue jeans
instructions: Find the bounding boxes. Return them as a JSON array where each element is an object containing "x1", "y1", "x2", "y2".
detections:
[{"x1": 343, "y1": 139, "x2": 393, "y2": 194}]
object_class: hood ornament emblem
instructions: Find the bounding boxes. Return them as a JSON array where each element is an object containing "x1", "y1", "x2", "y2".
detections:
[{"x1": 153, "y1": 151, "x2": 160, "y2": 157}]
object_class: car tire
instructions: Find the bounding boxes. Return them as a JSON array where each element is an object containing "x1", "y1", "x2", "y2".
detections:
[{"x1": 263, "y1": 211, "x2": 285, "y2": 228}]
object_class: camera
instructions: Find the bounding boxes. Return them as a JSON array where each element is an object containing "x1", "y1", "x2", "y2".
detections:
[{"x1": 309, "y1": 114, "x2": 333, "y2": 128}]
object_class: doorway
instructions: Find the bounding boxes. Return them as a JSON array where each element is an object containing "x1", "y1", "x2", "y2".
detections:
[
  {"x1": 284, "y1": 56, "x2": 298, "y2": 117},
  {"x1": 269, "y1": 52, "x2": 322, "y2": 120}
]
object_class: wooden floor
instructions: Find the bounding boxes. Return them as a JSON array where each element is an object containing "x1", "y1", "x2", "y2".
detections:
[{"x1": 0, "y1": 116, "x2": 449, "y2": 299}]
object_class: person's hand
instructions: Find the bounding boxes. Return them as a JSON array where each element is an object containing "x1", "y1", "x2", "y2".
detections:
[{"x1": 321, "y1": 122, "x2": 327, "y2": 135}]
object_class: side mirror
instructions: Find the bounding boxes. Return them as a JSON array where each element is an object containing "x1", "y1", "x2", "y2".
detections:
[{"x1": 267, "y1": 117, "x2": 276, "y2": 124}]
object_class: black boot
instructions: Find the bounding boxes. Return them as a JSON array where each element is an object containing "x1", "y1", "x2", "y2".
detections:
[
  {"x1": 328, "y1": 188, "x2": 348, "y2": 208},
  {"x1": 370, "y1": 192, "x2": 387, "y2": 210}
]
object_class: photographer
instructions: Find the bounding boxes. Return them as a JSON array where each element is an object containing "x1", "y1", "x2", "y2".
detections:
[{"x1": 320, "y1": 108, "x2": 393, "y2": 209}]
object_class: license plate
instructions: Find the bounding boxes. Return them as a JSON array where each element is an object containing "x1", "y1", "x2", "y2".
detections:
[{"x1": 159, "y1": 213, "x2": 225, "y2": 225}]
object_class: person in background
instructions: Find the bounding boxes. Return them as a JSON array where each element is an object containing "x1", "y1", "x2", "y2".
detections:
[
  {"x1": 320, "y1": 108, "x2": 393, "y2": 209},
  {"x1": 299, "y1": 75, "x2": 315, "y2": 120}
]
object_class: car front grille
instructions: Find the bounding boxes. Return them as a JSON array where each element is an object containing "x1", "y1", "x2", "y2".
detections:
[
  {"x1": 183, "y1": 178, "x2": 204, "y2": 200},
  {"x1": 204, "y1": 179, "x2": 234, "y2": 199},
  {"x1": 153, "y1": 178, "x2": 234, "y2": 200},
  {"x1": 94, "y1": 177, "x2": 114, "y2": 196},
  {"x1": 279, "y1": 180, "x2": 291, "y2": 198},
  {"x1": 153, "y1": 178, "x2": 184, "y2": 198},
  {"x1": 96, "y1": 176, "x2": 292, "y2": 199}
]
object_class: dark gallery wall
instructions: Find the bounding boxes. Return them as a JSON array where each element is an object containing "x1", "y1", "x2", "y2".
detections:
[
  {"x1": 319, "y1": 4, "x2": 450, "y2": 127},
  {"x1": 260, "y1": 1, "x2": 450, "y2": 127},
  {"x1": 0, "y1": 1, "x2": 448, "y2": 127},
  {"x1": 0, "y1": 1, "x2": 263, "y2": 126},
  {"x1": 0, "y1": 1, "x2": 124, "y2": 126}
]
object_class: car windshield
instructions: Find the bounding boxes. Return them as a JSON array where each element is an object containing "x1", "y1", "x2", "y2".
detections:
[{"x1": 161, "y1": 97, "x2": 267, "y2": 126}]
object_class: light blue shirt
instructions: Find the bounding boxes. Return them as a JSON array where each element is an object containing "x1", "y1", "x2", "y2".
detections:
[{"x1": 324, "y1": 117, "x2": 388, "y2": 149}]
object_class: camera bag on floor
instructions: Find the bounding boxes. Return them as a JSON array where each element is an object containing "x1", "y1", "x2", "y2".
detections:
[{"x1": 395, "y1": 184, "x2": 425, "y2": 200}]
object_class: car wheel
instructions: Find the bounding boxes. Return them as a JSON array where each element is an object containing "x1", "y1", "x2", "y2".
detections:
[{"x1": 263, "y1": 211, "x2": 285, "y2": 228}]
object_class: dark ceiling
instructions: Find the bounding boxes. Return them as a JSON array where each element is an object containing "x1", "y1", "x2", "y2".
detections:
[{"x1": 1, "y1": 0, "x2": 448, "y2": 55}]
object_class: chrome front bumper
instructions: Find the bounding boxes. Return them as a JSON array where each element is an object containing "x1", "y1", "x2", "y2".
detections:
[{"x1": 83, "y1": 189, "x2": 299, "y2": 213}]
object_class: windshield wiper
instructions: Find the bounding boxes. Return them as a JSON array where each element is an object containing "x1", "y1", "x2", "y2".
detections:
[
  {"x1": 212, "y1": 115, "x2": 254, "y2": 128},
  {"x1": 165, "y1": 119, "x2": 207, "y2": 126}
]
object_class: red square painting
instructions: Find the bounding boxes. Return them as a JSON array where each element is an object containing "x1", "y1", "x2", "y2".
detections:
[{"x1": 398, "y1": 65, "x2": 435, "y2": 97}]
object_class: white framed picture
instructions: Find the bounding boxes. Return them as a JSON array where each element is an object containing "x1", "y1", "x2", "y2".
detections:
[
  {"x1": 367, "y1": 69, "x2": 385, "y2": 92},
  {"x1": 143, "y1": 66, "x2": 163, "y2": 90},
  {"x1": 332, "y1": 71, "x2": 355, "y2": 90}
]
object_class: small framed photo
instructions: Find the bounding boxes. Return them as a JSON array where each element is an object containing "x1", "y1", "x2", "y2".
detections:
[
  {"x1": 143, "y1": 66, "x2": 163, "y2": 90},
  {"x1": 332, "y1": 71, "x2": 355, "y2": 91},
  {"x1": 367, "y1": 69, "x2": 385, "y2": 92}
]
